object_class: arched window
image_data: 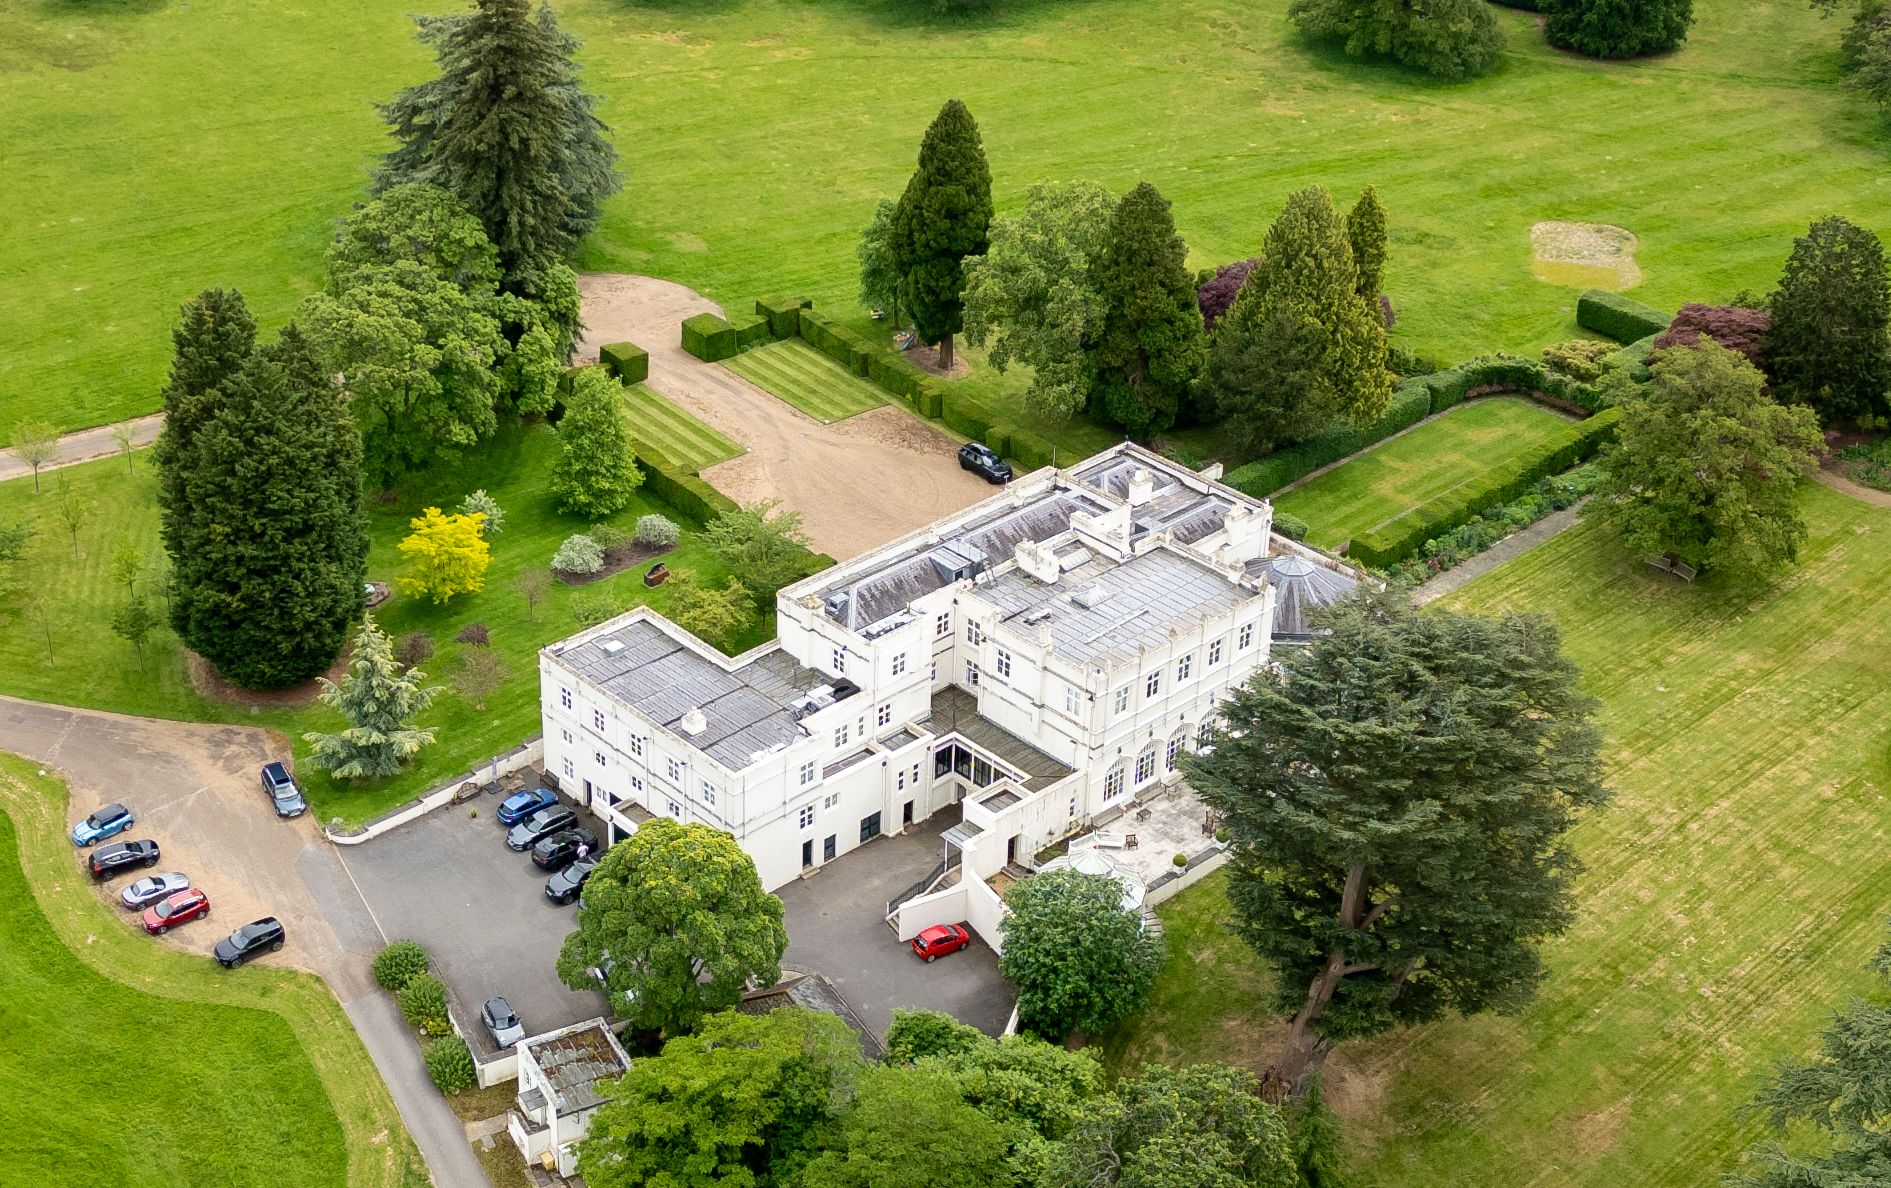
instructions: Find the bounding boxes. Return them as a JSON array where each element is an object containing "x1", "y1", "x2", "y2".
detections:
[
  {"x1": 1134, "y1": 746, "x2": 1158, "y2": 785},
  {"x1": 1165, "y1": 728, "x2": 1187, "y2": 771},
  {"x1": 1104, "y1": 763, "x2": 1126, "y2": 801},
  {"x1": 1197, "y1": 719, "x2": 1216, "y2": 751}
]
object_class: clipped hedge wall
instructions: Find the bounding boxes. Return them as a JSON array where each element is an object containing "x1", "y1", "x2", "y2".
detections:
[
  {"x1": 983, "y1": 425, "x2": 1011, "y2": 461},
  {"x1": 598, "y1": 342, "x2": 649, "y2": 385},
  {"x1": 1577, "y1": 290, "x2": 1672, "y2": 344},
  {"x1": 730, "y1": 313, "x2": 772, "y2": 350},
  {"x1": 941, "y1": 393, "x2": 992, "y2": 442},
  {"x1": 756, "y1": 294, "x2": 812, "y2": 339},
  {"x1": 682, "y1": 313, "x2": 738, "y2": 362},
  {"x1": 1223, "y1": 384, "x2": 1434, "y2": 498},
  {"x1": 1007, "y1": 427, "x2": 1056, "y2": 471},
  {"x1": 1404, "y1": 354, "x2": 1606, "y2": 415},
  {"x1": 1348, "y1": 407, "x2": 1622, "y2": 569},
  {"x1": 631, "y1": 442, "x2": 739, "y2": 522},
  {"x1": 1603, "y1": 333, "x2": 1660, "y2": 384},
  {"x1": 798, "y1": 309, "x2": 874, "y2": 376}
]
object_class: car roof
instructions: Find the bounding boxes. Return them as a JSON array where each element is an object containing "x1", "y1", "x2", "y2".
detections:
[
  {"x1": 262, "y1": 761, "x2": 288, "y2": 777},
  {"x1": 93, "y1": 803, "x2": 127, "y2": 819}
]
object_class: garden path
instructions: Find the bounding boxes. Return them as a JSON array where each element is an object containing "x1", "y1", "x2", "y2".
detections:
[
  {"x1": 577, "y1": 274, "x2": 992, "y2": 560},
  {"x1": 0, "y1": 411, "x2": 162, "y2": 483},
  {"x1": 1411, "y1": 502, "x2": 1587, "y2": 607},
  {"x1": 1814, "y1": 461, "x2": 1891, "y2": 509}
]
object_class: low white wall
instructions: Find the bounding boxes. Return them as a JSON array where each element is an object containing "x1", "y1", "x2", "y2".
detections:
[
  {"x1": 1145, "y1": 846, "x2": 1229, "y2": 907},
  {"x1": 330, "y1": 736, "x2": 545, "y2": 845},
  {"x1": 963, "y1": 874, "x2": 1008, "y2": 956},
  {"x1": 893, "y1": 882, "x2": 969, "y2": 941}
]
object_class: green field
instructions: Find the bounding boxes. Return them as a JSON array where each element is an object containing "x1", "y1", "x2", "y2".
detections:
[
  {"x1": 622, "y1": 383, "x2": 744, "y2": 473},
  {"x1": 0, "y1": 427, "x2": 777, "y2": 825},
  {"x1": 1106, "y1": 482, "x2": 1891, "y2": 1187},
  {"x1": 722, "y1": 339, "x2": 889, "y2": 423},
  {"x1": 0, "y1": 754, "x2": 425, "y2": 1187},
  {"x1": 1273, "y1": 398, "x2": 1575, "y2": 549},
  {"x1": 7, "y1": 0, "x2": 1887, "y2": 439}
]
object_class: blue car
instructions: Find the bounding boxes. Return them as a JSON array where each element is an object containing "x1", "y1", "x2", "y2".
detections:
[
  {"x1": 72, "y1": 803, "x2": 135, "y2": 847},
  {"x1": 496, "y1": 786, "x2": 560, "y2": 827}
]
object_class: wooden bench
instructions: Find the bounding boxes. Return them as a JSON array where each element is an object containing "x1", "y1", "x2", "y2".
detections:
[{"x1": 1645, "y1": 553, "x2": 1698, "y2": 582}]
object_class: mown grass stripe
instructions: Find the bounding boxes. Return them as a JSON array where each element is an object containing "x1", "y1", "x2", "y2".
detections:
[
  {"x1": 621, "y1": 383, "x2": 744, "y2": 473},
  {"x1": 722, "y1": 340, "x2": 886, "y2": 423}
]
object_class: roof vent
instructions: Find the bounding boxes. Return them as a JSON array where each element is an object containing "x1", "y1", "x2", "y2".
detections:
[
  {"x1": 1073, "y1": 585, "x2": 1110, "y2": 609},
  {"x1": 600, "y1": 639, "x2": 626, "y2": 656},
  {"x1": 679, "y1": 707, "x2": 708, "y2": 736}
]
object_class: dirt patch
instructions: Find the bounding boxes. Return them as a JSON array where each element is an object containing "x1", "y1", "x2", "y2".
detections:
[
  {"x1": 901, "y1": 338, "x2": 971, "y2": 379},
  {"x1": 554, "y1": 541, "x2": 671, "y2": 587},
  {"x1": 1531, "y1": 221, "x2": 1642, "y2": 290},
  {"x1": 188, "y1": 647, "x2": 349, "y2": 711}
]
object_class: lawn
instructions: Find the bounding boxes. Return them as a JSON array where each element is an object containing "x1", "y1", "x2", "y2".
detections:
[
  {"x1": 0, "y1": 753, "x2": 426, "y2": 1187},
  {"x1": 0, "y1": 425, "x2": 780, "y2": 826},
  {"x1": 1272, "y1": 397, "x2": 1576, "y2": 549},
  {"x1": 722, "y1": 339, "x2": 888, "y2": 424},
  {"x1": 7, "y1": 0, "x2": 1888, "y2": 444},
  {"x1": 622, "y1": 382, "x2": 744, "y2": 473},
  {"x1": 1106, "y1": 481, "x2": 1891, "y2": 1187}
]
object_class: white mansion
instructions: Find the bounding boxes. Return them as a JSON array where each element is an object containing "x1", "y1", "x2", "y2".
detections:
[{"x1": 538, "y1": 443, "x2": 1357, "y2": 931}]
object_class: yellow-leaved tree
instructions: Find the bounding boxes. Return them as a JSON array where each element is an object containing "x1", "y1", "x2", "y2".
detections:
[{"x1": 396, "y1": 507, "x2": 490, "y2": 604}]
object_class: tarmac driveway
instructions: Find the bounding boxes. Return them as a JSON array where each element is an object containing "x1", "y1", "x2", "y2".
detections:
[
  {"x1": 774, "y1": 817, "x2": 1015, "y2": 1040},
  {"x1": 334, "y1": 791, "x2": 607, "y2": 1057}
]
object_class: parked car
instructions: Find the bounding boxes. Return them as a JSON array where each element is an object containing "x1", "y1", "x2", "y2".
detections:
[
  {"x1": 496, "y1": 785, "x2": 559, "y2": 827},
  {"x1": 89, "y1": 840, "x2": 160, "y2": 881},
  {"x1": 121, "y1": 871, "x2": 190, "y2": 910},
  {"x1": 531, "y1": 827, "x2": 599, "y2": 871},
  {"x1": 482, "y1": 996, "x2": 525, "y2": 1047},
  {"x1": 910, "y1": 923, "x2": 971, "y2": 963},
  {"x1": 214, "y1": 917, "x2": 285, "y2": 968},
  {"x1": 142, "y1": 888, "x2": 211, "y2": 935},
  {"x1": 545, "y1": 854, "x2": 600, "y2": 904},
  {"x1": 259, "y1": 762, "x2": 308, "y2": 819},
  {"x1": 506, "y1": 806, "x2": 578, "y2": 851},
  {"x1": 71, "y1": 803, "x2": 135, "y2": 847},
  {"x1": 958, "y1": 442, "x2": 1013, "y2": 484}
]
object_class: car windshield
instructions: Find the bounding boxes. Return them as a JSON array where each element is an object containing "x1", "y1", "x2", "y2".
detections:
[{"x1": 239, "y1": 923, "x2": 268, "y2": 944}]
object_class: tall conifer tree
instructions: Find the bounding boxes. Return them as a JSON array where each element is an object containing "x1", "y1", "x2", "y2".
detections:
[
  {"x1": 892, "y1": 99, "x2": 993, "y2": 370},
  {"x1": 154, "y1": 290, "x2": 255, "y2": 562},
  {"x1": 1764, "y1": 214, "x2": 1891, "y2": 424},
  {"x1": 1345, "y1": 185, "x2": 1388, "y2": 303},
  {"x1": 1091, "y1": 182, "x2": 1205, "y2": 438}
]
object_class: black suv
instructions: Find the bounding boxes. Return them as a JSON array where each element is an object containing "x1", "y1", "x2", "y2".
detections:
[
  {"x1": 958, "y1": 442, "x2": 1013, "y2": 484},
  {"x1": 506, "y1": 806, "x2": 578, "y2": 851},
  {"x1": 88, "y1": 839, "x2": 161, "y2": 881},
  {"x1": 533, "y1": 827, "x2": 599, "y2": 871},
  {"x1": 214, "y1": 917, "x2": 285, "y2": 968}
]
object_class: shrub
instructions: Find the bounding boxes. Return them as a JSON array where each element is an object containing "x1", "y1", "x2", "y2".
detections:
[
  {"x1": 1214, "y1": 826, "x2": 1231, "y2": 843},
  {"x1": 680, "y1": 313, "x2": 738, "y2": 362},
  {"x1": 1387, "y1": 345, "x2": 1440, "y2": 378},
  {"x1": 1172, "y1": 852, "x2": 1189, "y2": 868},
  {"x1": 632, "y1": 445, "x2": 739, "y2": 524},
  {"x1": 588, "y1": 522, "x2": 633, "y2": 551},
  {"x1": 598, "y1": 342, "x2": 649, "y2": 385},
  {"x1": 1006, "y1": 427, "x2": 1057, "y2": 471},
  {"x1": 1392, "y1": 466, "x2": 1601, "y2": 583},
  {"x1": 397, "y1": 973, "x2": 451, "y2": 1037},
  {"x1": 1541, "y1": 340, "x2": 1616, "y2": 383},
  {"x1": 755, "y1": 294, "x2": 812, "y2": 339},
  {"x1": 1273, "y1": 511, "x2": 1310, "y2": 541},
  {"x1": 552, "y1": 533, "x2": 604, "y2": 575},
  {"x1": 1577, "y1": 290, "x2": 1672, "y2": 344},
  {"x1": 1602, "y1": 334, "x2": 1660, "y2": 384},
  {"x1": 729, "y1": 313, "x2": 772, "y2": 350},
  {"x1": 571, "y1": 591, "x2": 618, "y2": 625},
  {"x1": 1289, "y1": 0, "x2": 1506, "y2": 79},
  {"x1": 635, "y1": 513, "x2": 681, "y2": 548},
  {"x1": 1546, "y1": 0, "x2": 1693, "y2": 58},
  {"x1": 455, "y1": 622, "x2": 490, "y2": 647},
  {"x1": 395, "y1": 631, "x2": 434, "y2": 671},
  {"x1": 1197, "y1": 258, "x2": 1258, "y2": 333},
  {"x1": 458, "y1": 489, "x2": 505, "y2": 535},
  {"x1": 371, "y1": 940, "x2": 431, "y2": 992},
  {"x1": 424, "y1": 1036, "x2": 477, "y2": 1095},
  {"x1": 940, "y1": 394, "x2": 992, "y2": 442},
  {"x1": 983, "y1": 425, "x2": 1012, "y2": 461},
  {"x1": 1651, "y1": 304, "x2": 1770, "y2": 370}
]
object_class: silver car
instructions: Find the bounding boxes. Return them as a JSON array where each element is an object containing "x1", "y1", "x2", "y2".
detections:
[
  {"x1": 121, "y1": 871, "x2": 190, "y2": 910},
  {"x1": 482, "y1": 996, "x2": 526, "y2": 1047}
]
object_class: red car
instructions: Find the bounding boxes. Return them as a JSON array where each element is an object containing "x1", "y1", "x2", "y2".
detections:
[
  {"x1": 911, "y1": 923, "x2": 971, "y2": 963},
  {"x1": 141, "y1": 888, "x2": 210, "y2": 935}
]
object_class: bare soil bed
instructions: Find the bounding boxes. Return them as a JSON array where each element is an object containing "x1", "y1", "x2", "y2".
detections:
[{"x1": 554, "y1": 541, "x2": 672, "y2": 586}]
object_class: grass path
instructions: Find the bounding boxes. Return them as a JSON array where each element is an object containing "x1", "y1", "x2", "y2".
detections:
[
  {"x1": 1104, "y1": 482, "x2": 1891, "y2": 1187},
  {"x1": 622, "y1": 382, "x2": 744, "y2": 473},
  {"x1": 0, "y1": 753, "x2": 425, "y2": 1187},
  {"x1": 1273, "y1": 398, "x2": 1574, "y2": 549},
  {"x1": 721, "y1": 339, "x2": 888, "y2": 424}
]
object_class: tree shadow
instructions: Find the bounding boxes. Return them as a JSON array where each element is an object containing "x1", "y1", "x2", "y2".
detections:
[
  {"x1": 607, "y1": 0, "x2": 1121, "y2": 35},
  {"x1": 39, "y1": 0, "x2": 168, "y2": 16}
]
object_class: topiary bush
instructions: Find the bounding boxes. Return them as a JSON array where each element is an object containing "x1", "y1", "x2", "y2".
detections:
[
  {"x1": 552, "y1": 533, "x2": 604, "y2": 575},
  {"x1": 635, "y1": 513, "x2": 681, "y2": 548},
  {"x1": 372, "y1": 940, "x2": 431, "y2": 992},
  {"x1": 458, "y1": 489, "x2": 505, "y2": 535},
  {"x1": 680, "y1": 313, "x2": 738, "y2": 362},
  {"x1": 395, "y1": 631, "x2": 434, "y2": 671},
  {"x1": 424, "y1": 1035, "x2": 477, "y2": 1095},
  {"x1": 755, "y1": 294, "x2": 813, "y2": 339},
  {"x1": 598, "y1": 341, "x2": 649, "y2": 384},
  {"x1": 397, "y1": 973, "x2": 451, "y2": 1037},
  {"x1": 1577, "y1": 290, "x2": 1672, "y2": 344},
  {"x1": 455, "y1": 622, "x2": 490, "y2": 648},
  {"x1": 1272, "y1": 511, "x2": 1311, "y2": 541}
]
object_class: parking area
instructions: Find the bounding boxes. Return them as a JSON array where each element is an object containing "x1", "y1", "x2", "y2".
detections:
[
  {"x1": 334, "y1": 790, "x2": 606, "y2": 1058},
  {"x1": 775, "y1": 816, "x2": 1015, "y2": 1040}
]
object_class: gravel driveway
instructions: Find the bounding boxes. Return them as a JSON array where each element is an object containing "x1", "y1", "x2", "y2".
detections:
[{"x1": 578, "y1": 274, "x2": 995, "y2": 561}]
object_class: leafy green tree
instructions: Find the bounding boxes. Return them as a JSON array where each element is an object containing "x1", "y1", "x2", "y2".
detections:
[
  {"x1": 1043, "y1": 1063, "x2": 1298, "y2": 1188},
  {"x1": 963, "y1": 181, "x2": 1116, "y2": 419},
  {"x1": 1206, "y1": 186, "x2": 1391, "y2": 454},
  {"x1": 1727, "y1": 924, "x2": 1891, "y2": 1187},
  {"x1": 1288, "y1": 0, "x2": 1505, "y2": 80},
  {"x1": 1764, "y1": 214, "x2": 1891, "y2": 424},
  {"x1": 1189, "y1": 591, "x2": 1608, "y2": 1099},
  {"x1": 578, "y1": 1007, "x2": 859, "y2": 1188},
  {"x1": 6, "y1": 421, "x2": 58, "y2": 494},
  {"x1": 666, "y1": 572, "x2": 755, "y2": 651},
  {"x1": 891, "y1": 99, "x2": 993, "y2": 371},
  {"x1": 794, "y1": 1065, "x2": 1013, "y2": 1188},
  {"x1": 858, "y1": 198, "x2": 903, "y2": 328},
  {"x1": 929, "y1": 1033, "x2": 1101, "y2": 1151},
  {"x1": 883, "y1": 1009, "x2": 987, "y2": 1064},
  {"x1": 1546, "y1": 0, "x2": 1694, "y2": 57},
  {"x1": 168, "y1": 325, "x2": 369, "y2": 688},
  {"x1": 1091, "y1": 182, "x2": 1206, "y2": 438},
  {"x1": 1344, "y1": 186, "x2": 1388, "y2": 304},
  {"x1": 110, "y1": 598, "x2": 159, "y2": 671},
  {"x1": 396, "y1": 507, "x2": 491, "y2": 604},
  {"x1": 1589, "y1": 340, "x2": 1822, "y2": 577},
  {"x1": 304, "y1": 615, "x2": 442, "y2": 780},
  {"x1": 998, "y1": 868, "x2": 1164, "y2": 1041},
  {"x1": 701, "y1": 499, "x2": 812, "y2": 595},
  {"x1": 326, "y1": 183, "x2": 501, "y2": 294},
  {"x1": 378, "y1": 0, "x2": 619, "y2": 278},
  {"x1": 557, "y1": 818, "x2": 788, "y2": 1037},
  {"x1": 552, "y1": 367, "x2": 642, "y2": 516}
]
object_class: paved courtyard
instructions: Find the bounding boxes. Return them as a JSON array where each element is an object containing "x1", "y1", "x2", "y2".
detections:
[{"x1": 775, "y1": 815, "x2": 1015, "y2": 1040}]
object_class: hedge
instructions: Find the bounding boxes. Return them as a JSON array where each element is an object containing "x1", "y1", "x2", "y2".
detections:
[
  {"x1": 1223, "y1": 384, "x2": 1433, "y2": 498},
  {"x1": 631, "y1": 441, "x2": 739, "y2": 523},
  {"x1": 1405, "y1": 354, "x2": 1606, "y2": 415},
  {"x1": 1603, "y1": 333, "x2": 1660, "y2": 384},
  {"x1": 730, "y1": 313, "x2": 772, "y2": 351},
  {"x1": 940, "y1": 393, "x2": 992, "y2": 442},
  {"x1": 755, "y1": 294, "x2": 812, "y2": 339},
  {"x1": 681, "y1": 313, "x2": 738, "y2": 362},
  {"x1": 1347, "y1": 407, "x2": 1622, "y2": 569},
  {"x1": 798, "y1": 309, "x2": 873, "y2": 376},
  {"x1": 598, "y1": 342, "x2": 649, "y2": 385},
  {"x1": 1577, "y1": 290, "x2": 1672, "y2": 344},
  {"x1": 1006, "y1": 426, "x2": 1056, "y2": 471}
]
